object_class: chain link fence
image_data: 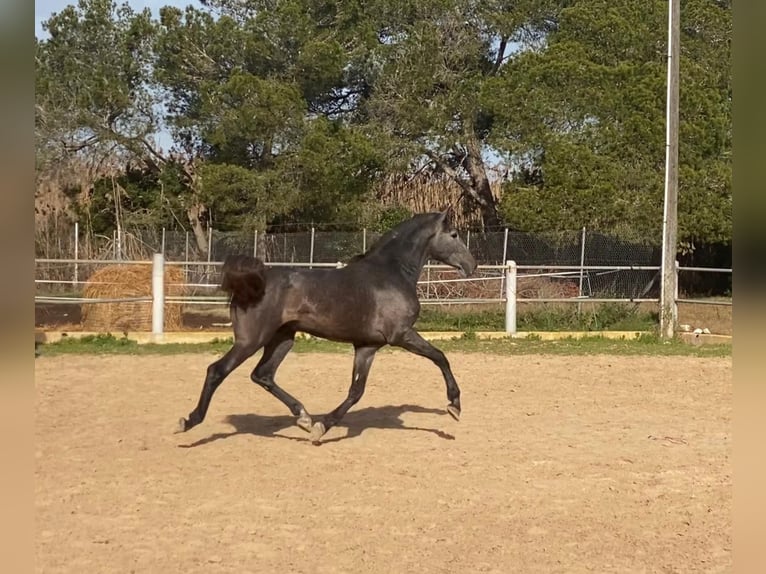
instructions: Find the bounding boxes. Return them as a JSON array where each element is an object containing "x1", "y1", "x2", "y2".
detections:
[{"x1": 36, "y1": 225, "x2": 679, "y2": 301}]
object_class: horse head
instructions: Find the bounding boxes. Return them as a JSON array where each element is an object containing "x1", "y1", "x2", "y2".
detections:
[{"x1": 427, "y1": 208, "x2": 477, "y2": 277}]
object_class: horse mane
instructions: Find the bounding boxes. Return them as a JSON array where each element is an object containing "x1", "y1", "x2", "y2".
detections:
[{"x1": 348, "y1": 212, "x2": 443, "y2": 263}]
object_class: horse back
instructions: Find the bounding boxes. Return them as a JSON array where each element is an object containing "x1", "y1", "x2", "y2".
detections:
[{"x1": 274, "y1": 265, "x2": 419, "y2": 343}]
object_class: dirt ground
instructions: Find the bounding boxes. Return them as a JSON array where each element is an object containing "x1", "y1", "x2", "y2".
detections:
[{"x1": 35, "y1": 352, "x2": 731, "y2": 573}]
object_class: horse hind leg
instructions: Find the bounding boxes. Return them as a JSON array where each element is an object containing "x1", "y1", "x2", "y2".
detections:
[{"x1": 250, "y1": 328, "x2": 313, "y2": 433}]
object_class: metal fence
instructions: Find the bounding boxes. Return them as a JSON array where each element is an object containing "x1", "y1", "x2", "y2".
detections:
[
  {"x1": 34, "y1": 224, "x2": 731, "y2": 335},
  {"x1": 37, "y1": 225, "x2": 675, "y2": 296},
  {"x1": 35, "y1": 256, "x2": 731, "y2": 335}
]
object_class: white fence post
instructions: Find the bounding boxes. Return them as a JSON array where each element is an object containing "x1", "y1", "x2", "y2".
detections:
[
  {"x1": 253, "y1": 229, "x2": 258, "y2": 258},
  {"x1": 362, "y1": 228, "x2": 367, "y2": 253},
  {"x1": 505, "y1": 260, "x2": 517, "y2": 335},
  {"x1": 674, "y1": 260, "x2": 679, "y2": 328},
  {"x1": 152, "y1": 253, "x2": 165, "y2": 342}
]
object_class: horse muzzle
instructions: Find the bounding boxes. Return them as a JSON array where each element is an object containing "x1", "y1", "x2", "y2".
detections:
[{"x1": 455, "y1": 256, "x2": 477, "y2": 278}]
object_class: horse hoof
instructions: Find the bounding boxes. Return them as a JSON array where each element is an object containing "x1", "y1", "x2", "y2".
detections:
[
  {"x1": 446, "y1": 404, "x2": 461, "y2": 421},
  {"x1": 174, "y1": 417, "x2": 187, "y2": 434},
  {"x1": 310, "y1": 422, "x2": 326, "y2": 445},
  {"x1": 297, "y1": 414, "x2": 313, "y2": 433}
]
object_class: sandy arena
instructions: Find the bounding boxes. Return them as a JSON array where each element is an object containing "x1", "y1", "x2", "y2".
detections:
[{"x1": 35, "y1": 352, "x2": 731, "y2": 573}]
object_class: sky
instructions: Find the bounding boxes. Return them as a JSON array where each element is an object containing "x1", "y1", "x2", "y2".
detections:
[{"x1": 35, "y1": 0, "x2": 200, "y2": 39}]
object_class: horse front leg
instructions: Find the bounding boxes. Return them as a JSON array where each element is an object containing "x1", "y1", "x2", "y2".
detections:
[
  {"x1": 310, "y1": 344, "x2": 380, "y2": 445},
  {"x1": 393, "y1": 328, "x2": 461, "y2": 421},
  {"x1": 176, "y1": 341, "x2": 259, "y2": 433}
]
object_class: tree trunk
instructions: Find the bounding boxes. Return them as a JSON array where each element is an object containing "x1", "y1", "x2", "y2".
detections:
[
  {"x1": 187, "y1": 202, "x2": 209, "y2": 255},
  {"x1": 464, "y1": 135, "x2": 501, "y2": 230}
]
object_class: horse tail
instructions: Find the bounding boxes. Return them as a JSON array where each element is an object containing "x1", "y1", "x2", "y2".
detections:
[{"x1": 220, "y1": 255, "x2": 267, "y2": 308}]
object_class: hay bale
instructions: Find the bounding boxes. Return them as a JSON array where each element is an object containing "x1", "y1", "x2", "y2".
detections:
[{"x1": 81, "y1": 264, "x2": 185, "y2": 332}]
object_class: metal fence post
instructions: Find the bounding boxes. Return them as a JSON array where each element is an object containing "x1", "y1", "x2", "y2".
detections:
[
  {"x1": 161, "y1": 227, "x2": 166, "y2": 255},
  {"x1": 578, "y1": 226, "x2": 586, "y2": 314},
  {"x1": 152, "y1": 252, "x2": 165, "y2": 342},
  {"x1": 73, "y1": 222, "x2": 79, "y2": 286},
  {"x1": 207, "y1": 226, "x2": 213, "y2": 262},
  {"x1": 206, "y1": 226, "x2": 213, "y2": 282},
  {"x1": 426, "y1": 262, "x2": 431, "y2": 300},
  {"x1": 362, "y1": 228, "x2": 367, "y2": 253},
  {"x1": 253, "y1": 229, "x2": 258, "y2": 258},
  {"x1": 500, "y1": 228, "x2": 509, "y2": 298},
  {"x1": 578, "y1": 227, "x2": 586, "y2": 296},
  {"x1": 184, "y1": 231, "x2": 189, "y2": 284},
  {"x1": 505, "y1": 260, "x2": 517, "y2": 335},
  {"x1": 309, "y1": 226, "x2": 315, "y2": 268}
]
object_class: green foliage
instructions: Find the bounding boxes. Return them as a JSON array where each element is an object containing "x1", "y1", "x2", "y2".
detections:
[
  {"x1": 286, "y1": 118, "x2": 386, "y2": 223},
  {"x1": 36, "y1": 0, "x2": 157, "y2": 160},
  {"x1": 372, "y1": 206, "x2": 415, "y2": 232},
  {"x1": 74, "y1": 162, "x2": 190, "y2": 235},
  {"x1": 487, "y1": 0, "x2": 731, "y2": 246},
  {"x1": 516, "y1": 303, "x2": 657, "y2": 332},
  {"x1": 416, "y1": 303, "x2": 656, "y2": 333},
  {"x1": 196, "y1": 163, "x2": 293, "y2": 230},
  {"x1": 36, "y1": 0, "x2": 731, "y2": 248},
  {"x1": 42, "y1": 333, "x2": 240, "y2": 356},
  {"x1": 46, "y1": 333, "x2": 140, "y2": 354},
  {"x1": 416, "y1": 307, "x2": 506, "y2": 332},
  {"x1": 198, "y1": 74, "x2": 306, "y2": 167}
]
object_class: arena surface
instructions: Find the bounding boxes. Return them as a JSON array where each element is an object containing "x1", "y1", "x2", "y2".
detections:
[{"x1": 35, "y1": 352, "x2": 731, "y2": 573}]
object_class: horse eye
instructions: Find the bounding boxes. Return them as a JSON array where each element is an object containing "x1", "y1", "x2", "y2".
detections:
[{"x1": 450, "y1": 231, "x2": 458, "y2": 238}]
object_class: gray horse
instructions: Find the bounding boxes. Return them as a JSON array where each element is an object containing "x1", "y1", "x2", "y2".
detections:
[{"x1": 176, "y1": 209, "x2": 477, "y2": 444}]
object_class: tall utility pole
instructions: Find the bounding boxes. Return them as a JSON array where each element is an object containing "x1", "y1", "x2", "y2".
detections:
[{"x1": 660, "y1": 0, "x2": 680, "y2": 339}]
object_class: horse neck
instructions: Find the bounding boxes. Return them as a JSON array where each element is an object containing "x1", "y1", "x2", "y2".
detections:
[{"x1": 368, "y1": 228, "x2": 432, "y2": 285}]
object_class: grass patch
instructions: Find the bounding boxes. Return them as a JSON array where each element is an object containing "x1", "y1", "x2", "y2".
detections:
[
  {"x1": 517, "y1": 302, "x2": 657, "y2": 332},
  {"x1": 38, "y1": 332, "x2": 729, "y2": 358},
  {"x1": 415, "y1": 307, "x2": 506, "y2": 331},
  {"x1": 39, "y1": 333, "x2": 235, "y2": 356},
  {"x1": 416, "y1": 302, "x2": 657, "y2": 332},
  {"x1": 433, "y1": 333, "x2": 729, "y2": 358}
]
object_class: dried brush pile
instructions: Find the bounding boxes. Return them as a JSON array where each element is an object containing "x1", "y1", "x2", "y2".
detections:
[
  {"x1": 517, "y1": 275, "x2": 581, "y2": 299},
  {"x1": 81, "y1": 264, "x2": 186, "y2": 332},
  {"x1": 374, "y1": 174, "x2": 503, "y2": 230}
]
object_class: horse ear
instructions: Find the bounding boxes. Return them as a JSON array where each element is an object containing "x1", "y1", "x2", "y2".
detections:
[{"x1": 440, "y1": 205, "x2": 454, "y2": 227}]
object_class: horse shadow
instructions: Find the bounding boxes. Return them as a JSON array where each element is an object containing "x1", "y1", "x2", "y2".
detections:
[{"x1": 178, "y1": 404, "x2": 456, "y2": 448}]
